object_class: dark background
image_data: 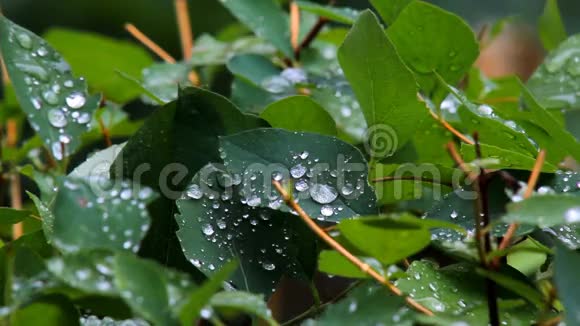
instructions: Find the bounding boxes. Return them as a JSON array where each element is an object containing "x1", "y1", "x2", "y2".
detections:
[{"x1": 1, "y1": 0, "x2": 579, "y2": 58}]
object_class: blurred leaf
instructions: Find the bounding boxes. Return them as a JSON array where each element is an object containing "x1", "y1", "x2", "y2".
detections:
[
  {"x1": 475, "y1": 268, "x2": 544, "y2": 308},
  {"x1": 141, "y1": 63, "x2": 191, "y2": 104},
  {"x1": 50, "y1": 176, "x2": 156, "y2": 253},
  {"x1": 176, "y1": 163, "x2": 317, "y2": 296},
  {"x1": 219, "y1": 0, "x2": 294, "y2": 58},
  {"x1": 114, "y1": 252, "x2": 177, "y2": 325},
  {"x1": 339, "y1": 10, "x2": 425, "y2": 155},
  {"x1": 0, "y1": 208, "x2": 33, "y2": 224},
  {"x1": 502, "y1": 194, "x2": 580, "y2": 228},
  {"x1": 370, "y1": 0, "x2": 413, "y2": 25},
  {"x1": 296, "y1": 1, "x2": 359, "y2": 25},
  {"x1": 11, "y1": 295, "x2": 80, "y2": 326},
  {"x1": 528, "y1": 34, "x2": 580, "y2": 111},
  {"x1": 210, "y1": 291, "x2": 276, "y2": 326},
  {"x1": 227, "y1": 54, "x2": 279, "y2": 87},
  {"x1": 387, "y1": 1, "x2": 479, "y2": 90},
  {"x1": 44, "y1": 28, "x2": 154, "y2": 103},
  {"x1": 0, "y1": 15, "x2": 101, "y2": 161},
  {"x1": 191, "y1": 34, "x2": 276, "y2": 67},
  {"x1": 554, "y1": 244, "x2": 580, "y2": 326},
  {"x1": 179, "y1": 260, "x2": 238, "y2": 326},
  {"x1": 538, "y1": 0, "x2": 567, "y2": 51},
  {"x1": 219, "y1": 128, "x2": 377, "y2": 221},
  {"x1": 260, "y1": 96, "x2": 337, "y2": 136}
]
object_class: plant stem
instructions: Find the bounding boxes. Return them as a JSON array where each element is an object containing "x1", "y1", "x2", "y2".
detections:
[
  {"x1": 97, "y1": 116, "x2": 112, "y2": 147},
  {"x1": 429, "y1": 110, "x2": 474, "y2": 145},
  {"x1": 290, "y1": 2, "x2": 300, "y2": 51},
  {"x1": 6, "y1": 120, "x2": 22, "y2": 239},
  {"x1": 496, "y1": 149, "x2": 546, "y2": 253},
  {"x1": 175, "y1": 0, "x2": 193, "y2": 60},
  {"x1": 124, "y1": 23, "x2": 177, "y2": 64},
  {"x1": 272, "y1": 180, "x2": 434, "y2": 316}
]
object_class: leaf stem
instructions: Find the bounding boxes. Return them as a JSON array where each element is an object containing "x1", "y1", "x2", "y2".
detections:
[
  {"x1": 6, "y1": 120, "x2": 22, "y2": 239},
  {"x1": 290, "y1": 2, "x2": 300, "y2": 51},
  {"x1": 429, "y1": 110, "x2": 474, "y2": 145},
  {"x1": 272, "y1": 180, "x2": 434, "y2": 316},
  {"x1": 124, "y1": 23, "x2": 176, "y2": 64},
  {"x1": 175, "y1": 0, "x2": 193, "y2": 60},
  {"x1": 97, "y1": 116, "x2": 112, "y2": 147},
  {"x1": 496, "y1": 149, "x2": 546, "y2": 254}
]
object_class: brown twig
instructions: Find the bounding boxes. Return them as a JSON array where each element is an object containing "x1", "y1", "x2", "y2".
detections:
[
  {"x1": 272, "y1": 180, "x2": 434, "y2": 316},
  {"x1": 125, "y1": 23, "x2": 176, "y2": 64},
  {"x1": 497, "y1": 150, "x2": 546, "y2": 253},
  {"x1": 294, "y1": 17, "x2": 327, "y2": 60},
  {"x1": 175, "y1": 0, "x2": 193, "y2": 60},
  {"x1": 446, "y1": 142, "x2": 478, "y2": 182},
  {"x1": 290, "y1": 2, "x2": 300, "y2": 51},
  {"x1": 429, "y1": 110, "x2": 475, "y2": 145},
  {"x1": 97, "y1": 116, "x2": 112, "y2": 147},
  {"x1": 6, "y1": 120, "x2": 22, "y2": 239}
]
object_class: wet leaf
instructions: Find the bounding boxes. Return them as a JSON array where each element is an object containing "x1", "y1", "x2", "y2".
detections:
[
  {"x1": 219, "y1": 128, "x2": 377, "y2": 221},
  {"x1": 11, "y1": 295, "x2": 80, "y2": 326},
  {"x1": 176, "y1": 163, "x2": 317, "y2": 296},
  {"x1": 209, "y1": 291, "x2": 276, "y2": 326},
  {"x1": 502, "y1": 194, "x2": 580, "y2": 228},
  {"x1": 296, "y1": 1, "x2": 359, "y2": 25},
  {"x1": 141, "y1": 62, "x2": 191, "y2": 104},
  {"x1": 191, "y1": 34, "x2": 275, "y2": 67},
  {"x1": 0, "y1": 15, "x2": 101, "y2": 161}
]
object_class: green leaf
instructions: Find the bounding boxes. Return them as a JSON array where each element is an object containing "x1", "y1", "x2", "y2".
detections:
[
  {"x1": 296, "y1": 1, "x2": 359, "y2": 25},
  {"x1": 0, "y1": 208, "x2": 33, "y2": 224},
  {"x1": 337, "y1": 216, "x2": 431, "y2": 265},
  {"x1": 50, "y1": 176, "x2": 156, "y2": 253},
  {"x1": 0, "y1": 15, "x2": 101, "y2": 161},
  {"x1": 370, "y1": 0, "x2": 413, "y2": 25},
  {"x1": 209, "y1": 291, "x2": 277, "y2": 326},
  {"x1": 176, "y1": 163, "x2": 317, "y2": 296},
  {"x1": 141, "y1": 63, "x2": 191, "y2": 104},
  {"x1": 306, "y1": 282, "x2": 416, "y2": 325},
  {"x1": 191, "y1": 34, "x2": 276, "y2": 67},
  {"x1": 460, "y1": 143, "x2": 558, "y2": 172},
  {"x1": 317, "y1": 250, "x2": 373, "y2": 279},
  {"x1": 538, "y1": 0, "x2": 567, "y2": 51},
  {"x1": 11, "y1": 295, "x2": 80, "y2": 326},
  {"x1": 386, "y1": 1, "x2": 479, "y2": 88},
  {"x1": 113, "y1": 252, "x2": 177, "y2": 326},
  {"x1": 502, "y1": 194, "x2": 580, "y2": 228},
  {"x1": 46, "y1": 250, "x2": 117, "y2": 296},
  {"x1": 43, "y1": 28, "x2": 154, "y2": 103},
  {"x1": 338, "y1": 10, "x2": 425, "y2": 155},
  {"x1": 179, "y1": 260, "x2": 238, "y2": 326},
  {"x1": 219, "y1": 0, "x2": 294, "y2": 58},
  {"x1": 506, "y1": 238, "x2": 548, "y2": 277},
  {"x1": 554, "y1": 244, "x2": 580, "y2": 326},
  {"x1": 219, "y1": 128, "x2": 377, "y2": 221},
  {"x1": 260, "y1": 96, "x2": 337, "y2": 136},
  {"x1": 227, "y1": 54, "x2": 279, "y2": 87},
  {"x1": 528, "y1": 34, "x2": 580, "y2": 111}
]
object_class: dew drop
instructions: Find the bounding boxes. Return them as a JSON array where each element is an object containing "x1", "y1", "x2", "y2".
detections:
[
  {"x1": 341, "y1": 184, "x2": 354, "y2": 196},
  {"x1": 290, "y1": 164, "x2": 306, "y2": 178},
  {"x1": 321, "y1": 205, "x2": 334, "y2": 217},
  {"x1": 77, "y1": 112, "x2": 91, "y2": 124},
  {"x1": 310, "y1": 184, "x2": 338, "y2": 204},
  {"x1": 16, "y1": 33, "x2": 32, "y2": 49},
  {"x1": 295, "y1": 179, "x2": 309, "y2": 192},
  {"x1": 48, "y1": 109, "x2": 67, "y2": 128},
  {"x1": 186, "y1": 184, "x2": 203, "y2": 199},
  {"x1": 564, "y1": 207, "x2": 580, "y2": 224},
  {"x1": 202, "y1": 223, "x2": 215, "y2": 236},
  {"x1": 66, "y1": 92, "x2": 86, "y2": 109},
  {"x1": 262, "y1": 262, "x2": 276, "y2": 271}
]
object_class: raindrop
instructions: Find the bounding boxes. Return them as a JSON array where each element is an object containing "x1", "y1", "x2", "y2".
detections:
[
  {"x1": 564, "y1": 207, "x2": 580, "y2": 224},
  {"x1": 120, "y1": 189, "x2": 132, "y2": 200},
  {"x1": 272, "y1": 171, "x2": 283, "y2": 181},
  {"x1": 16, "y1": 33, "x2": 32, "y2": 49},
  {"x1": 246, "y1": 194, "x2": 261, "y2": 207},
  {"x1": 202, "y1": 224, "x2": 215, "y2": 236},
  {"x1": 341, "y1": 184, "x2": 354, "y2": 196},
  {"x1": 262, "y1": 76, "x2": 290, "y2": 93},
  {"x1": 42, "y1": 90, "x2": 59, "y2": 105},
  {"x1": 295, "y1": 179, "x2": 309, "y2": 192},
  {"x1": 186, "y1": 184, "x2": 203, "y2": 199},
  {"x1": 281, "y1": 68, "x2": 307, "y2": 84},
  {"x1": 48, "y1": 109, "x2": 67, "y2": 128},
  {"x1": 37, "y1": 46, "x2": 48, "y2": 57},
  {"x1": 262, "y1": 262, "x2": 276, "y2": 271},
  {"x1": 63, "y1": 80, "x2": 74, "y2": 88},
  {"x1": 299, "y1": 151, "x2": 309, "y2": 159},
  {"x1": 290, "y1": 164, "x2": 306, "y2": 178},
  {"x1": 321, "y1": 205, "x2": 334, "y2": 217},
  {"x1": 77, "y1": 112, "x2": 91, "y2": 124},
  {"x1": 310, "y1": 184, "x2": 338, "y2": 204},
  {"x1": 138, "y1": 187, "x2": 153, "y2": 200},
  {"x1": 66, "y1": 92, "x2": 86, "y2": 109}
]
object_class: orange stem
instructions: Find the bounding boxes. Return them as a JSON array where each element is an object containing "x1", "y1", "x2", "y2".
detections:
[
  {"x1": 125, "y1": 23, "x2": 176, "y2": 64},
  {"x1": 272, "y1": 180, "x2": 434, "y2": 316},
  {"x1": 429, "y1": 110, "x2": 474, "y2": 145},
  {"x1": 6, "y1": 120, "x2": 22, "y2": 239},
  {"x1": 290, "y1": 2, "x2": 300, "y2": 50}
]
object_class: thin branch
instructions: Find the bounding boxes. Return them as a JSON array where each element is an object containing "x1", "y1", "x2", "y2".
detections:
[
  {"x1": 272, "y1": 180, "x2": 434, "y2": 316},
  {"x1": 290, "y1": 2, "x2": 300, "y2": 51},
  {"x1": 473, "y1": 133, "x2": 499, "y2": 326},
  {"x1": 429, "y1": 110, "x2": 475, "y2": 145},
  {"x1": 294, "y1": 18, "x2": 328, "y2": 60},
  {"x1": 175, "y1": 0, "x2": 193, "y2": 60},
  {"x1": 97, "y1": 116, "x2": 112, "y2": 147},
  {"x1": 497, "y1": 149, "x2": 546, "y2": 252},
  {"x1": 6, "y1": 120, "x2": 22, "y2": 239},
  {"x1": 125, "y1": 24, "x2": 176, "y2": 64},
  {"x1": 372, "y1": 175, "x2": 453, "y2": 187},
  {"x1": 446, "y1": 142, "x2": 478, "y2": 182}
]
